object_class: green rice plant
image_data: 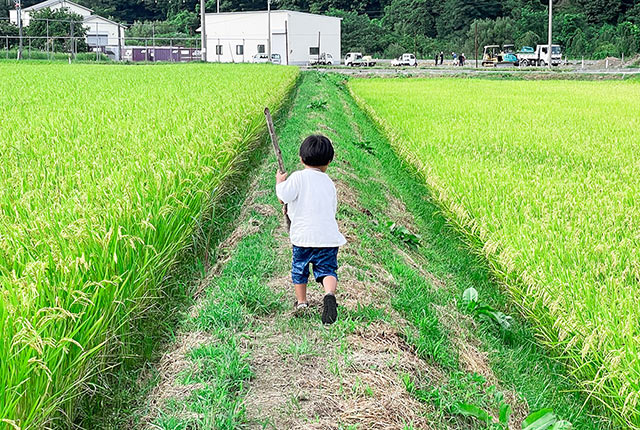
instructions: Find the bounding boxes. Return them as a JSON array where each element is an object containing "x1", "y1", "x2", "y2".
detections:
[
  {"x1": 0, "y1": 63, "x2": 298, "y2": 429},
  {"x1": 349, "y1": 77, "x2": 640, "y2": 427}
]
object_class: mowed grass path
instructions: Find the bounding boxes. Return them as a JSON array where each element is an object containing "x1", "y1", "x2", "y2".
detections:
[
  {"x1": 0, "y1": 63, "x2": 298, "y2": 428},
  {"x1": 350, "y1": 78, "x2": 640, "y2": 426}
]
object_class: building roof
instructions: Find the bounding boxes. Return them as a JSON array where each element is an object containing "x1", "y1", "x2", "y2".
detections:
[
  {"x1": 84, "y1": 14, "x2": 127, "y2": 28},
  {"x1": 204, "y1": 9, "x2": 342, "y2": 20},
  {"x1": 24, "y1": 0, "x2": 93, "y2": 14},
  {"x1": 196, "y1": 9, "x2": 341, "y2": 32}
]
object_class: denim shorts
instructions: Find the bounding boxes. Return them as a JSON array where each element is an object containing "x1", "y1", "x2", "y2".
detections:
[{"x1": 291, "y1": 246, "x2": 339, "y2": 285}]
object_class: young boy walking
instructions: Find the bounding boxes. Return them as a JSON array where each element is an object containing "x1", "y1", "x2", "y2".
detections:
[{"x1": 275, "y1": 135, "x2": 346, "y2": 325}]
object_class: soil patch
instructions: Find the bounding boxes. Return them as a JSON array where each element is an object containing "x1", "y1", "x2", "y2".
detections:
[
  {"x1": 434, "y1": 304, "x2": 529, "y2": 427},
  {"x1": 141, "y1": 331, "x2": 214, "y2": 424}
]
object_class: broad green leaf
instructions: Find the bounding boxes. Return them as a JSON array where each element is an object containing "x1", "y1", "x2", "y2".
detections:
[
  {"x1": 551, "y1": 421, "x2": 572, "y2": 430},
  {"x1": 452, "y1": 403, "x2": 492, "y2": 423},
  {"x1": 522, "y1": 409, "x2": 556, "y2": 430},
  {"x1": 491, "y1": 311, "x2": 513, "y2": 331},
  {"x1": 462, "y1": 287, "x2": 479, "y2": 308}
]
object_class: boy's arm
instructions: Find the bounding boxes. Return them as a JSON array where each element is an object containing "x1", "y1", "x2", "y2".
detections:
[
  {"x1": 275, "y1": 171, "x2": 287, "y2": 204},
  {"x1": 275, "y1": 171, "x2": 299, "y2": 204}
]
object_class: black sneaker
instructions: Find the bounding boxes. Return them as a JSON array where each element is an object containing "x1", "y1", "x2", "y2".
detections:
[{"x1": 322, "y1": 294, "x2": 338, "y2": 325}]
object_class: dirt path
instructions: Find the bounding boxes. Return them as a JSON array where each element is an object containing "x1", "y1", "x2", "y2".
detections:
[{"x1": 241, "y1": 185, "x2": 442, "y2": 430}]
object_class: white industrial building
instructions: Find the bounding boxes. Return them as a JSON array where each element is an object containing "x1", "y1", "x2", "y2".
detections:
[
  {"x1": 10, "y1": 0, "x2": 126, "y2": 60},
  {"x1": 201, "y1": 10, "x2": 341, "y2": 65}
]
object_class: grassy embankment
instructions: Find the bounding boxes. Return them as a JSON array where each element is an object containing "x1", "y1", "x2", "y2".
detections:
[
  {"x1": 113, "y1": 72, "x2": 615, "y2": 429},
  {"x1": 350, "y1": 77, "x2": 639, "y2": 427}
]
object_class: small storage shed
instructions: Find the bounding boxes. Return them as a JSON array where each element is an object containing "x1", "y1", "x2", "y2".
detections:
[
  {"x1": 201, "y1": 10, "x2": 341, "y2": 65},
  {"x1": 122, "y1": 46, "x2": 202, "y2": 62}
]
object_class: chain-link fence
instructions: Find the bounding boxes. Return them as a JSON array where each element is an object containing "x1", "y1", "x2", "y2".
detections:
[{"x1": 1, "y1": 16, "x2": 202, "y2": 62}]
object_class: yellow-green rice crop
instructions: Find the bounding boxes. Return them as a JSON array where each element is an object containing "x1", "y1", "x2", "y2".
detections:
[
  {"x1": 349, "y1": 77, "x2": 640, "y2": 427},
  {"x1": 0, "y1": 63, "x2": 298, "y2": 429}
]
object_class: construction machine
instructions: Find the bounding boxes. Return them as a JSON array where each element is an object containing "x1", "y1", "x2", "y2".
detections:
[{"x1": 481, "y1": 45, "x2": 519, "y2": 67}]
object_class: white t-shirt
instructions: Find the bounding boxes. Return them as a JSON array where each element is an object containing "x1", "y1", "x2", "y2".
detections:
[{"x1": 275, "y1": 168, "x2": 347, "y2": 248}]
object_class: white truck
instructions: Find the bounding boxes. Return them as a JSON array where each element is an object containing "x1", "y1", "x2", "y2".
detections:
[
  {"x1": 309, "y1": 52, "x2": 334, "y2": 65},
  {"x1": 517, "y1": 44, "x2": 562, "y2": 67},
  {"x1": 344, "y1": 52, "x2": 365, "y2": 66},
  {"x1": 391, "y1": 53, "x2": 417, "y2": 67}
]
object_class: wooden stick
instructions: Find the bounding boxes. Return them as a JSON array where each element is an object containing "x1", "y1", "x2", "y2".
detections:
[{"x1": 264, "y1": 107, "x2": 291, "y2": 230}]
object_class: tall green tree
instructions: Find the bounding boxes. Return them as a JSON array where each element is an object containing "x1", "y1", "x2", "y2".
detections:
[
  {"x1": 0, "y1": 20, "x2": 19, "y2": 49},
  {"x1": 24, "y1": 8, "x2": 88, "y2": 51},
  {"x1": 328, "y1": 8, "x2": 390, "y2": 53},
  {"x1": 383, "y1": 0, "x2": 436, "y2": 38},
  {"x1": 575, "y1": 0, "x2": 623, "y2": 23},
  {"x1": 435, "y1": 0, "x2": 502, "y2": 37}
]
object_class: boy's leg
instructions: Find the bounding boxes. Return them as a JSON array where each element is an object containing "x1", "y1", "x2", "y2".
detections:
[
  {"x1": 321, "y1": 279, "x2": 338, "y2": 324},
  {"x1": 292, "y1": 246, "x2": 311, "y2": 306},
  {"x1": 321, "y1": 276, "x2": 337, "y2": 295},
  {"x1": 312, "y1": 248, "x2": 339, "y2": 324},
  {"x1": 312, "y1": 248, "x2": 339, "y2": 294},
  {"x1": 294, "y1": 283, "x2": 308, "y2": 305}
]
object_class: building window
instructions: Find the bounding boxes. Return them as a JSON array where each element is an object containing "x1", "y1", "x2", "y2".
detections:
[
  {"x1": 257, "y1": 44, "x2": 265, "y2": 53},
  {"x1": 216, "y1": 45, "x2": 223, "y2": 55},
  {"x1": 309, "y1": 47, "x2": 319, "y2": 55},
  {"x1": 236, "y1": 44, "x2": 244, "y2": 55}
]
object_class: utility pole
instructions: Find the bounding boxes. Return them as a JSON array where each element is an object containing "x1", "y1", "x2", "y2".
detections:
[
  {"x1": 267, "y1": 0, "x2": 271, "y2": 63},
  {"x1": 413, "y1": 33, "x2": 416, "y2": 60},
  {"x1": 547, "y1": 0, "x2": 552, "y2": 68},
  {"x1": 118, "y1": 24, "x2": 122, "y2": 61},
  {"x1": 217, "y1": 0, "x2": 219, "y2": 13},
  {"x1": 15, "y1": 0, "x2": 23, "y2": 60},
  {"x1": 200, "y1": 0, "x2": 207, "y2": 61},
  {"x1": 152, "y1": 21, "x2": 155, "y2": 62},
  {"x1": 95, "y1": 21, "x2": 99, "y2": 61},
  {"x1": 474, "y1": 21, "x2": 478, "y2": 68},
  {"x1": 284, "y1": 22, "x2": 288, "y2": 65},
  {"x1": 70, "y1": 19, "x2": 75, "y2": 60}
]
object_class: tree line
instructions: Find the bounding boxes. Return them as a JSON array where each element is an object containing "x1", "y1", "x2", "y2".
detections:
[{"x1": 2, "y1": 0, "x2": 640, "y2": 59}]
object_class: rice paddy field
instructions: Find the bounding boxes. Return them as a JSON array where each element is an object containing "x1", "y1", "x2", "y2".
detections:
[
  {"x1": 0, "y1": 63, "x2": 298, "y2": 429},
  {"x1": 349, "y1": 78, "x2": 640, "y2": 427}
]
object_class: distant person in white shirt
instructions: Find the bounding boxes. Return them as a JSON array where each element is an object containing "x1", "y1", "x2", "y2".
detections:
[{"x1": 275, "y1": 135, "x2": 346, "y2": 324}]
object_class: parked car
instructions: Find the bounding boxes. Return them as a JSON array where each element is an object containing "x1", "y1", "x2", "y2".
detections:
[
  {"x1": 252, "y1": 53, "x2": 282, "y2": 64},
  {"x1": 344, "y1": 52, "x2": 365, "y2": 66},
  {"x1": 391, "y1": 53, "x2": 417, "y2": 67},
  {"x1": 309, "y1": 52, "x2": 334, "y2": 65},
  {"x1": 252, "y1": 53, "x2": 269, "y2": 63}
]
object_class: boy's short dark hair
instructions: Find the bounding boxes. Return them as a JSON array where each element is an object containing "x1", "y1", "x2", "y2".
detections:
[{"x1": 299, "y1": 135, "x2": 334, "y2": 167}]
